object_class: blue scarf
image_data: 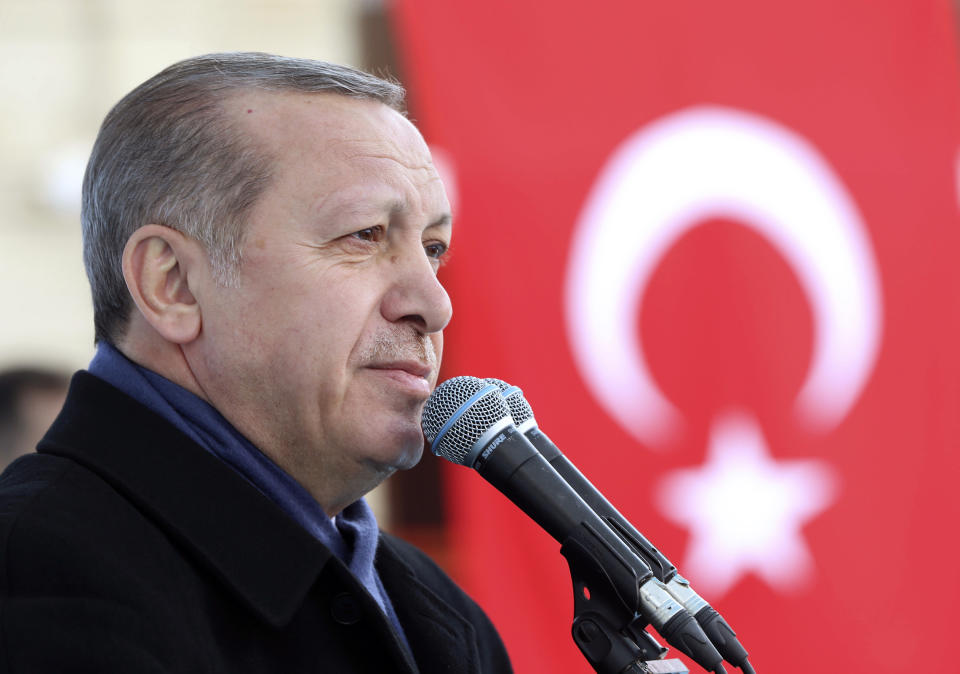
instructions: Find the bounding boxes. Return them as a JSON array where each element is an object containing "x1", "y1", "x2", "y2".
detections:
[{"x1": 88, "y1": 342, "x2": 408, "y2": 646}]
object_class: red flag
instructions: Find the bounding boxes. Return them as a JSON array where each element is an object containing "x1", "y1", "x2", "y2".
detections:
[{"x1": 393, "y1": 2, "x2": 960, "y2": 672}]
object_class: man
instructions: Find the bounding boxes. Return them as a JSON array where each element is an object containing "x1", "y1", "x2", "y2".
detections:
[{"x1": 0, "y1": 53, "x2": 511, "y2": 673}]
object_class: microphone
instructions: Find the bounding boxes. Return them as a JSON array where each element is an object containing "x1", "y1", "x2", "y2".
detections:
[
  {"x1": 485, "y1": 378, "x2": 755, "y2": 674},
  {"x1": 423, "y1": 376, "x2": 726, "y2": 674}
]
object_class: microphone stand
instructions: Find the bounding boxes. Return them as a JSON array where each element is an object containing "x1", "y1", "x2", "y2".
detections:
[{"x1": 564, "y1": 536, "x2": 690, "y2": 674}]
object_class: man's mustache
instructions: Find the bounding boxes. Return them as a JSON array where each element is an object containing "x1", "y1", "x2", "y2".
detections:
[{"x1": 362, "y1": 328, "x2": 438, "y2": 370}]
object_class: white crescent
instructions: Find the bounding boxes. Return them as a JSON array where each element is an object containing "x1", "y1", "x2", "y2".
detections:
[{"x1": 565, "y1": 106, "x2": 882, "y2": 448}]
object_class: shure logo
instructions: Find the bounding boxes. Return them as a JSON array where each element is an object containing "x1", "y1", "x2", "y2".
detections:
[{"x1": 481, "y1": 432, "x2": 508, "y2": 460}]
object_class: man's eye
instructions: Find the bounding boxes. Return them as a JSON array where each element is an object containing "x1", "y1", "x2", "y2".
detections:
[
  {"x1": 424, "y1": 242, "x2": 449, "y2": 260},
  {"x1": 352, "y1": 226, "x2": 384, "y2": 242}
]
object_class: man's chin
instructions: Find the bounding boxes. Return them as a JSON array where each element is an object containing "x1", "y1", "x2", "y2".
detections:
[
  {"x1": 361, "y1": 428, "x2": 425, "y2": 475},
  {"x1": 388, "y1": 436, "x2": 425, "y2": 472}
]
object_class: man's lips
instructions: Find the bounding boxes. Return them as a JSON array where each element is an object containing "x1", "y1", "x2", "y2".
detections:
[
  {"x1": 367, "y1": 360, "x2": 432, "y2": 378},
  {"x1": 365, "y1": 361, "x2": 434, "y2": 396}
]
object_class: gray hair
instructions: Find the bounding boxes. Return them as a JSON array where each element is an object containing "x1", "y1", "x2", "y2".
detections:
[{"x1": 82, "y1": 52, "x2": 406, "y2": 344}]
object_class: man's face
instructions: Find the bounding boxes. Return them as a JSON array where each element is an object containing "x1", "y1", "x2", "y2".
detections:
[{"x1": 187, "y1": 92, "x2": 453, "y2": 512}]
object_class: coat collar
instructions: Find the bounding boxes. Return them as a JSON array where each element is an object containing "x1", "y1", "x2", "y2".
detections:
[{"x1": 38, "y1": 371, "x2": 332, "y2": 628}]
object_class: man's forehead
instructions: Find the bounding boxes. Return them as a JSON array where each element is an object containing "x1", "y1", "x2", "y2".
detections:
[
  {"x1": 229, "y1": 89, "x2": 421, "y2": 157},
  {"x1": 229, "y1": 89, "x2": 449, "y2": 222}
]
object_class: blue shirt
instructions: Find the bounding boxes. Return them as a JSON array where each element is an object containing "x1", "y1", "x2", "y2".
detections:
[{"x1": 88, "y1": 342, "x2": 408, "y2": 646}]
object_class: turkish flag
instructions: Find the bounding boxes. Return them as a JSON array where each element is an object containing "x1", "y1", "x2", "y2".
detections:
[{"x1": 392, "y1": 2, "x2": 960, "y2": 672}]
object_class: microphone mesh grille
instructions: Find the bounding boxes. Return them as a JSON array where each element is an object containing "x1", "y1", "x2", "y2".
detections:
[
  {"x1": 485, "y1": 378, "x2": 535, "y2": 426},
  {"x1": 422, "y1": 376, "x2": 512, "y2": 466}
]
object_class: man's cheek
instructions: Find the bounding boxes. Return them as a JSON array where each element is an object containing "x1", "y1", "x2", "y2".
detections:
[{"x1": 431, "y1": 335, "x2": 444, "y2": 383}]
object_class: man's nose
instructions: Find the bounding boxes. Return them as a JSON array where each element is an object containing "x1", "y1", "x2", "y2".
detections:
[{"x1": 380, "y1": 248, "x2": 453, "y2": 334}]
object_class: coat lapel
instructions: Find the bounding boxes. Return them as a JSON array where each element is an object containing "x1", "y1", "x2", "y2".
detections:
[
  {"x1": 377, "y1": 536, "x2": 484, "y2": 674},
  {"x1": 38, "y1": 372, "x2": 331, "y2": 628}
]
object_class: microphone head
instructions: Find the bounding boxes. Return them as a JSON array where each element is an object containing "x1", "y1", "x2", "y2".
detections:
[
  {"x1": 422, "y1": 376, "x2": 513, "y2": 467},
  {"x1": 485, "y1": 378, "x2": 536, "y2": 429}
]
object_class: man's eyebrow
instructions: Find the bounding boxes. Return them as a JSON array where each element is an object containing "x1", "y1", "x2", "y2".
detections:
[
  {"x1": 426, "y1": 213, "x2": 452, "y2": 229},
  {"x1": 382, "y1": 197, "x2": 451, "y2": 230},
  {"x1": 372, "y1": 199, "x2": 452, "y2": 230}
]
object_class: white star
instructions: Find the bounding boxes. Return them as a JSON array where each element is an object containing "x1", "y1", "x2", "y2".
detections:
[{"x1": 655, "y1": 411, "x2": 838, "y2": 596}]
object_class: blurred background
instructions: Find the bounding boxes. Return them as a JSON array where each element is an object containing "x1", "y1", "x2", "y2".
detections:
[{"x1": 3, "y1": 1, "x2": 960, "y2": 673}]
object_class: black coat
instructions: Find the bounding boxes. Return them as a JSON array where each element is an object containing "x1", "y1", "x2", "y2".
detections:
[{"x1": 0, "y1": 372, "x2": 512, "y2": 673}]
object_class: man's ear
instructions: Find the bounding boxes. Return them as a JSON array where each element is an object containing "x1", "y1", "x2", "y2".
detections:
[{"x1": 122, "y1": 224, "x2": 205, "y2": 344}]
